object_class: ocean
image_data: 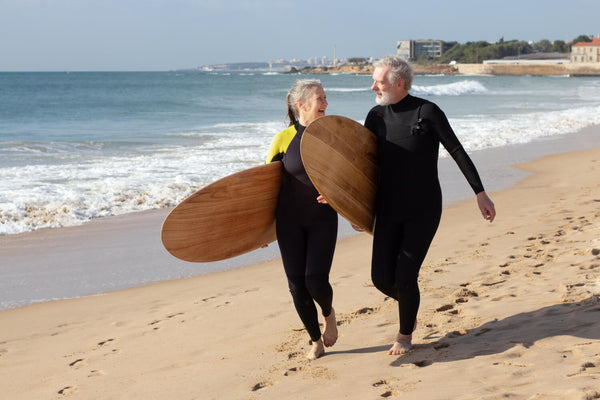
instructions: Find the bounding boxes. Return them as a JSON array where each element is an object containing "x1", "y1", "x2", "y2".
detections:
[
  {"x1": 2, "y1": 71, "x2": 600, "y2": 236},
  {"x1": 2, "y1": 70, "x2": 600, "y2": 310}
]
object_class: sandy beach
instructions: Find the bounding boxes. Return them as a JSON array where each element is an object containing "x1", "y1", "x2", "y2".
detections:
[{"x1": 2, "y1": 138, "x2": 600, "y2": 399}]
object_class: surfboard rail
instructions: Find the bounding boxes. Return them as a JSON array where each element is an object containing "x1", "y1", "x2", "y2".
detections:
[{"x1": 161, "y1": 161, "x2": 282, "y2": 262}]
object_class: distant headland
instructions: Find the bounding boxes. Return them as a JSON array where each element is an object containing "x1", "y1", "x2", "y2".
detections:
[
  {"x1": 200, "y1": 35, "x2": 600, "y2": 77},
  {"x1": 293, "y1": 62, "x2": 600, "y2": 77}
]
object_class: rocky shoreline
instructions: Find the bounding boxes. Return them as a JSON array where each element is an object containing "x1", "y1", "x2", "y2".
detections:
[
  {"x1": 291, "y1": 64, "x2": 457, "y2": 75},
  {"x1": 294, "y1": 62, "x2": 600, "y2": 76}
]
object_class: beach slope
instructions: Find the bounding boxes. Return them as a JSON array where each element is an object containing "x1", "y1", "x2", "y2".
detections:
[{"x1": 1, "y1": 147, "x2": 600, "y2": 399}]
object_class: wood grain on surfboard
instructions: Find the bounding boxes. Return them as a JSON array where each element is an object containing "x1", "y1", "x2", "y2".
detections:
[
  {"x1": 301, "y1": 115, "x2": 378, "y2": 233},
  {"x1": 161, "y1": 161, "x2": 282, "y2": 262}
]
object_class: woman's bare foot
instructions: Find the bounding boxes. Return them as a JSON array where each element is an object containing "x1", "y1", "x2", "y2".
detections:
[
  {"x1": 388, "y1": 333, "x2": 412, "y2": 355},
  {"x1": 322, "y1": 308, "x2": 338, "y2": 347},
  {"x1": 307, "y1": 339, "x2": 325, "y2": 360}
]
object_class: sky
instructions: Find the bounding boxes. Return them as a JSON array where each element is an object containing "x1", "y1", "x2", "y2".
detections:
[{"x1": 1, "y1": 0, "x2": 599, "y2": 71}]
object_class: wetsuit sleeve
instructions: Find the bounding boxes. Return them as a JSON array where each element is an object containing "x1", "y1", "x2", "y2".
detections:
[
  {"x1": 265, "y1": 126, "x2": 296, "y2": 164},
  {"x1": 426, "y1": 103, "x2": 485, "y2": 194}
]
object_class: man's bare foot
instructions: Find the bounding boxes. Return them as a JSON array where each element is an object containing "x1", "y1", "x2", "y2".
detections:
[
  {"x1": 388, "y1": 333, "x2": 412, "y2": 355},
  {"x1": 307, "y1": 339, "x2": 325, "y2": 360},
  {"x1": 322, "y1": 308, "x2": 338, "y2": 347}
]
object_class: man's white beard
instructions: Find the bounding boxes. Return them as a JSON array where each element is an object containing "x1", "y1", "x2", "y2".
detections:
[{"x1": 375, "y1": 91, "x2": 394, "y2": 105}]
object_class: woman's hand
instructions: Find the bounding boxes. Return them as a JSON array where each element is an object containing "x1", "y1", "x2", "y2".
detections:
[
  {"x1": 317, "y1": 195, "x2": 328, "y2": 204},
  {"x1": 351, "y1": 224, "x2": 365, "y2": 232}
]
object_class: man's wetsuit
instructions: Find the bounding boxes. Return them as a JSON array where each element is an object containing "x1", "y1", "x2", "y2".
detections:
[
  {"x1": 364, "y1": 94, "x2": 485, "y2": 335},
  {"x1": 266, "y1": 123, "x2": 338, "y2": 342}
]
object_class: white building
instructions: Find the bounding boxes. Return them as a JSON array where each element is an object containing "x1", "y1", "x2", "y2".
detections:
[{"x1": 571, "y1": 36, "x2": 600, "y2": 63}]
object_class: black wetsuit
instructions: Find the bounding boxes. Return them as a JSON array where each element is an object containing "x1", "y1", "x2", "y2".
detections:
[
  {"x1": 267, "y1": 123, "x2": 338, "y2": 342},
  {"x1": 364, "y1": 94, "x2": 484, "y2": 335}
]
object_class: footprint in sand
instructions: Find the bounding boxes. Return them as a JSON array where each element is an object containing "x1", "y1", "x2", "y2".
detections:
[
  {"x1": 413, "y1": 360, "x2": 434, "y2": 367},
  {"x1": 148, "y1": 312, "x2": 186, "y2": 330},
  {"x1": 474, "y1": 327, "x2": 492, "y2": 337},
  {"x1": 95, "y1": 338, "x2": 120, "y2": 355},
  {"x1": 68, "y1": 358, "x2": 86, "y2": 368},
  {"x1": 447, "y1": 329, "x2": 467, "y2": 338},
  {"x1": 436, "y1": 304, "x2": 454, "y2": 312},
  {"x1": 97, "y1": 338, "x2": 115, "y2": 347},
  {"x1": 433, "y1": 342, "x2": 450, "y2": 350},
  {"x1": 250, "y1": 381, "x2": 274, "y2": 392},
  {"x1": 198, "y1": 295, "x2": 217, "y2": 303},
  {"x1": 284, "y1": 366, "x2": 303, "y2": 376},
  {"x1": 372, "y1": 380, "x2": 394, "y2": 398},
  {"x1": 481, "y1": 279, "x2": 506, "y2": 287},
  {"x1": 565, "y1": 362, "x2": 597, "y2": 377},
  {"x1": 58, "y1": 386, "x2": 78, "y2": 396},
  {"x1": 583, "y1": 391, "x2": 600, "y2": 400},
  {"x1": 149, "y1": 320, "x2": 161, "y2": 330},
  {"x1": 453, "y1": 288, "x2": 479, "y2": 304}
]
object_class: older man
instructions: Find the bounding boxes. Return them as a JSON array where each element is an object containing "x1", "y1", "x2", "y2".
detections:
[{"x1": 364, "y1": 56, "x2": 496, "y2": 355}]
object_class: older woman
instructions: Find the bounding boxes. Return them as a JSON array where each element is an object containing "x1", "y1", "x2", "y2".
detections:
[{"x1": 265, "y1": 79, "x2": 338, "y2": 360}]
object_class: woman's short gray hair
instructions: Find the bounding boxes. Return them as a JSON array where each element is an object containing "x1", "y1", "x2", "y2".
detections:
[{"x1": 373, "y1": 55, "x2": 413, "y2": 91}]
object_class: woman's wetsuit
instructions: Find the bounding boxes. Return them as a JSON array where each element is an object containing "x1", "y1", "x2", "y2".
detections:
[
  {"x1": 266, "y1": 122, "x2": 338, "y2": 342},
  {"x1": 364, "y1": 94, "x2": 485, "y2": 335}
]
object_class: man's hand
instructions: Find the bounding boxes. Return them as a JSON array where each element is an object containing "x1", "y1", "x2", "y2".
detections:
[{"x1": 477, "y1": 191, "x2": 496, "y2": 223}]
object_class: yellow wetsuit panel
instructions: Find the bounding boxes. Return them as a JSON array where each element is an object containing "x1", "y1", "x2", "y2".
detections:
[{"x1": 265, "y1": 125, "x2": 297, "y2": 164}]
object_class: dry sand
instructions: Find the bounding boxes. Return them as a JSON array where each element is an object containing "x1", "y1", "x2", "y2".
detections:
[{"x1": 1, "y1": 146, "x2": 600, "y2": 399}]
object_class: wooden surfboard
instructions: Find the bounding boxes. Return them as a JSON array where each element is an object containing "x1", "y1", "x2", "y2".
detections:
[
  {"x1": 161, "y1": 161, "x2": 282, "y2": 262},
  {"x1": 301, "y1": 115, "x2": 378, "y2": 233}
]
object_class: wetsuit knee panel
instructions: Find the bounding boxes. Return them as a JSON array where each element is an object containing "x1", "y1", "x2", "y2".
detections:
[
  {"x1": 286, "y1": 275, "x2": 307, "y2": 297},
  {"x1": 304, "y1": 273, "x2": 329, "y2": 291},
  {"x1": 395, "y1": 251, "x2": 421, "y2": 290}
]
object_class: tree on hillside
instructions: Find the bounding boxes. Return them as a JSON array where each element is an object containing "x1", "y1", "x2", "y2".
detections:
[
  {"x1": 533, "y1": 39, "x2": 552, "y2": 52},
  {"x1": 572, "y1": 35, "x2": 592, "y2": 45},
  {"x1": 411, "y1": 34, "x2": 589, "y2": 64},
  {"x1": 551, "y1": 40, "x2": 569, "y2": 53},
  {"x1": 438, "y1": 40, "x2": 533, "y2": 63}
]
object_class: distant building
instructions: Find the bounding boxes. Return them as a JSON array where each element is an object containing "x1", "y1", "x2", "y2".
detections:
[
  {"x1": 396, "y1": 40, "x2": 456, "y2": 59},
  {"x1": 571, "y1": 36, "x2": 600, "y2": 63},
  {"x1": 396, "y1": 41, "x2": 411, "y2": 59}
]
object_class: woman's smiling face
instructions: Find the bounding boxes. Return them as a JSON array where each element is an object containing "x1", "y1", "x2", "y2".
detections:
[{"x1": 298, "y1": 86, "x2": 327, "y2": 126}]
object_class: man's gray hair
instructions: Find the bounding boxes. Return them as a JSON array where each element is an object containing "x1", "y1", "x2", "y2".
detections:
[{"x1": 373, "y1": 56, "x2": 413, "y2": 91}]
